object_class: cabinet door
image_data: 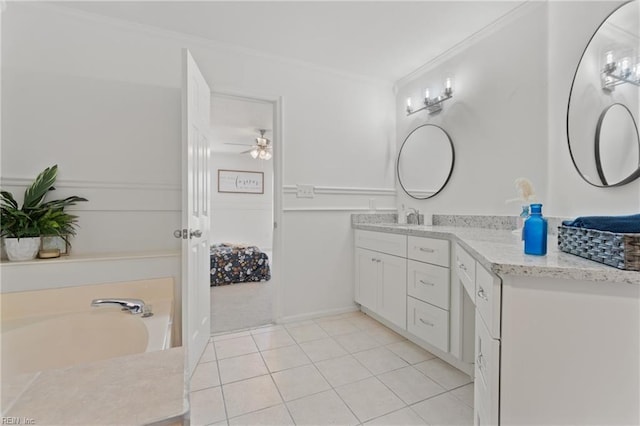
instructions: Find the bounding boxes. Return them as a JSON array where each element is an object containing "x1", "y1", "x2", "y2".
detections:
[
  {"x1": 378, "y1": 252, "x2": 407, "y2": 330},
  {"x1": 355, "y1": 247, "x2": 378, "y2": 311}
]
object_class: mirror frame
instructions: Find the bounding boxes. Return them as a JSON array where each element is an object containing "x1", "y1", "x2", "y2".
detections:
[
  {"x1": 397, "y1": 124, "x2": 455, "y2": 200},
  {"x1": 594, "y1": 103, "x2": 640, "y2": 186},
  {"x1": 566, "y1": 0, "x2": 640, "y2": 188}
]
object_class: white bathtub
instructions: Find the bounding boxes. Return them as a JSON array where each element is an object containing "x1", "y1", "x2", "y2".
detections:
[{"x1": 0, "y1": 278, "x2": 174, "y2": 376}]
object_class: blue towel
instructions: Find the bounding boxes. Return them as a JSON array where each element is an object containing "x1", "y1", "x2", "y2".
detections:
[{"x1": 562, "y1": 214, "x2": 640, "y2": 233}]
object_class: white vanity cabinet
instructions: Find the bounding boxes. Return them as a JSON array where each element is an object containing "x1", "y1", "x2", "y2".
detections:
[
  {"x1": 455, "y1": 243, "x2": 502, "y2": 426},
  {"x1": 406, "y1": 237, "x2": 451, "y2": 353},
  {"x1": 354, "y1": 230, "x2": 407, "y2": 329}
]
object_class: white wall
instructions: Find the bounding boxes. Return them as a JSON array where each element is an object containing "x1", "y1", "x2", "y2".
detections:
[
  {"x1": 1, "y1": 3, "x2": 397, "y2": 321},
  {"x1": 546, "y1": 0, "x2": 640, "y2": 216},
  {"x1": 394, "y1": 1, "x2": 640, "y2": 219},
  {"x1": 395, "y1": 3, "x2": 549, "y2": 217},
  {"x1": 211, "y1": 153, "x2": 273, "y2": 250}
]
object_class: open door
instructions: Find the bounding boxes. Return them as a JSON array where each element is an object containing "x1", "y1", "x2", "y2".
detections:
[{"x1": 181, "y1": 49, "x2": 211, "y2": 377}]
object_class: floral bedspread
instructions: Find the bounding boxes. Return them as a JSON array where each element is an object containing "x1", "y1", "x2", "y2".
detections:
[{"x1": 210, "y1": 244, "x2": 271, "y2": 286}]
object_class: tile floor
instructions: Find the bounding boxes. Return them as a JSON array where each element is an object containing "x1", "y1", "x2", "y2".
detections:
[{"x1": 190, "y1": 311, "x2": 473, "y2": 425}]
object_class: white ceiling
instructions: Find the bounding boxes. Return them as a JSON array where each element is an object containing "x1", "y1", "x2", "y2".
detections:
[{"x1": 56, "y1": 1, "x2": 525, "y2": 82}]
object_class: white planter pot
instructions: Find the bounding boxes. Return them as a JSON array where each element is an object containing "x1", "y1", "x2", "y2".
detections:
[{"x1": 3, "y1": 237, "x2": 41, "y2": 261}]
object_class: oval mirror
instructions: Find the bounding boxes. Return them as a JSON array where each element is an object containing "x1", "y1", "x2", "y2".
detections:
[
  {"x1": 397, "y1": 124, "x2": 455, "y2": 199},
  {"x1": 567, "y1": 0, "x2": 640, "y2": 187},
  {"x1": 595, "y1": 103, "x2": 640, "y2": 185}
]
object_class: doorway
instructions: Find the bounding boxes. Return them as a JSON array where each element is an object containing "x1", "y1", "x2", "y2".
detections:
[{"x1": 208, "y1": 93, "x2": 277, "y2": 333}]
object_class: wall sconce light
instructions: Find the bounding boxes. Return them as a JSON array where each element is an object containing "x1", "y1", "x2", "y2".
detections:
[
  {"x1": 602, "y1": 50, "x2": 640, "y2": 91},
  {"x1": 406, "y1": 78, "x2": 454, "y2": 116}
]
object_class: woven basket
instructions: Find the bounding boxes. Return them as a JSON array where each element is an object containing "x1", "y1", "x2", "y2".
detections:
[{"x1": 558, "y1": 225, "x2": 640, "y2": 271}]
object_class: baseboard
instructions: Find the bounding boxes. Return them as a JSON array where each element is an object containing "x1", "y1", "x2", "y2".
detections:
[{"x1": 277, "y1": 304, "x2": 360, "y2": 324}]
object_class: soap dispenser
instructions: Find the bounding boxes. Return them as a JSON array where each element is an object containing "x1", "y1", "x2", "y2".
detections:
[
  {"x1": 523, "y1": 203, "x2": 547, "y2": 255},
  {"x1": 398, "y1": 204, "x2": 407, "y2": 224}
]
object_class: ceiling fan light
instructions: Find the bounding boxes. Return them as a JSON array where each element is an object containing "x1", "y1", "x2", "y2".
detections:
[
  {"x1": 264, "y1": 151, "x2": 272, "y2": 160},
  {"x1": 250, "y1": 149, "x2": 259, "y2": 159},
  {"x1": 259, "y1": 149, "x2": 267, "y2": 160}
]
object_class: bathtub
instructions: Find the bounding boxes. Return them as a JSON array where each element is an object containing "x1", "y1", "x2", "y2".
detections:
[{"x1": 0, "y1": 278, "x2": 174, "y2": 376}]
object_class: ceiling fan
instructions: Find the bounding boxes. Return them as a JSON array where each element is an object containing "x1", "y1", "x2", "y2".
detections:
[{"x1": 241, "y1": 129, "x2": 272, "y2": 160}]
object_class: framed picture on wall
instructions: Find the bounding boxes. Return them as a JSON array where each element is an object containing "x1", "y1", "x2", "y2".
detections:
[{"x1": 217, "y1": 169, "x2": 264, "y2": 194}]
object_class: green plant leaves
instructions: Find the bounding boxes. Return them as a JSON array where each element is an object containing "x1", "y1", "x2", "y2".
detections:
[
  {"x1": 0, "y1": 165, "x2": 88, "y2": 240},
  {"x1": 23, "y1": 165, "x2": 58, "y2": 209}
]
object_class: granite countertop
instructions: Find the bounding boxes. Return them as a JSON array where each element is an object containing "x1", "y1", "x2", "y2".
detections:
[
  {"x1": 353, "y1": 222, "x2": 640, "y2": 285},
  {"x1": 2, "y1": 347, "x2": 187, "y2": 425}
]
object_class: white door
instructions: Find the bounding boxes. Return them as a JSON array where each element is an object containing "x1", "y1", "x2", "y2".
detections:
[{"x1": 181, "y1": 49, "x2": 211, "y2": 377}]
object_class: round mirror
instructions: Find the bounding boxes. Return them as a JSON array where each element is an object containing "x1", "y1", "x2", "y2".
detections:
[
  {"x1": 595, "y1": 103, "x2": 640, "y2": 185},
  {"x1": 397, "y1": 124, "x2": 455, "y2": 199},
  {"x1": 567, "y1": 0, "x2": 640, "y2": 187}
]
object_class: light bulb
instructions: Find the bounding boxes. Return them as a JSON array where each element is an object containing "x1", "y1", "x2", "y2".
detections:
[
  {"x1": 621, "y1": 57, "x2": 631, "y2": 76},
  {"x1": 250, "y1": 149, "x2": 258, "y2": 159},
  {"x1": 406, "y1": 98, "x2": 412, "y2": 107},
  {"x1": 259, "y1": 150, "x2": 267, "y2": 160},
  {"x1": 606, "y1": 51, "x2": 614, "y2": 65},
  {"x1": 445, "y1": 78, "x2": 451, "y2": 89},
  {"x1": 264, "y1": 151, "x2": 272, "y2": 160},
  {"x1": 424, "y1": 89, "x2": 430, "y2": 100}
]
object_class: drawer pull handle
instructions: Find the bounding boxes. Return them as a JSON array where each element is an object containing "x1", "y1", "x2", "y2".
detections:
[
  {"x1": 477, "y1": 287, "x2": 488, "y2": 301},
  {"x1": 477, "y1": 353, "x2": 484, "y2": 370},
  {"x1": 419, "y1": 318, "x2": 435, "y2": 327},
  {"x1": 457, "y1": 260, "x2": 467, "y2": 271},
  {"x1": 418, "y1": 247, "x2": 435, "y2": 253},
  {"x1": 419, "y1": 279, "x2": 435, "y2": 286}
]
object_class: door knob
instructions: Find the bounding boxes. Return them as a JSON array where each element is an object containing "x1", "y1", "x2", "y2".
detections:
[{"x1": 190, "y1": 229, "x2": 202, "y2": 239}]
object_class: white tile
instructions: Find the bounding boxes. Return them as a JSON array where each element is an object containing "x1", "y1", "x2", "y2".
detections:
[
  {"x1": 366, "y1": 326, "x2": 406, "y2": 345},
  {"x1": 451, "y1": 383, "x2": 474, "y2": 408},
  {"x1": 314, "y1": 355, "x2": 372, "y2": 387},
  {"x1": 414, "y1": 358, "x2": 473, "y2": 390},
  {"x1": 364, "y1": 407, "x2": 427, "y2": 425},
  {"x1": 283, "y1": 319, "x2": 315, "y2": 329},
  {"x1": 261, "y1": 345, "x2": 311, "y2": 372},
  {"x1": 286, "y1": 389, "x2": 359, "y2": 426},
  {"x1": 286, "y1": 323, "x2": 330, "y2": 343},
  {"x1": 190, "y1": 386, "x2": 226, "y2": 426},
  {"x1": 348, "y1": 315, "x2": 385, "y2": 331},
  {"x1": 215, "y1": 336, "x2": 258, "y2": 360},
  {"x1": 316, "y1": 318, "x2": 360, "y2": 336},
  {"x1": 213, "y1": 330, "x2": 251, "y2": 341},
  {"x1": 191, "y1": 360, "x2": 221, "y2": 392},
  {"x1": 378, "y1": 366, "x2": 446, "y2": 405},
  {"x1": 333, "y1": 331, "x2": 381, "y2": 354},
  {"x1": 386, "y1": 340, "x2": 436, "y2": 364},
  {"x1": 222, "y1": 375, "x2": 283, "y2": 418},
  {"x1": 199, "y1": 341, "x2": 217, "y2": 363},
  {"x1": 299, "y1": 337, "x2": 348, "y2": 362},
  {"x1": 228, "y1": 404, "x2": 294, "y2": 426},
  {"x1": 335, "y1": 376, "x2": 405, "y2": 423},
  {"x1": 252, "y1": 329, "x2": 296, "y2": 351},
  {"x1": 411, "y1": 392, "x2": 474, "y2": 425},
  {"x1": 353, "y1": 347, "x2": 409, "y2": 375},
  {"x1": 272, "y1": 364, "x2": 331, "y2": 401},
  {"x1": 218, "y1": 352, "x2": 268, "y2": 384}
]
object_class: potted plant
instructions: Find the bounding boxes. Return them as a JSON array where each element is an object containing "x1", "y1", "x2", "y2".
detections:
[{"x1": 1, "y1": 165, "x2": 87, "y2": 261}]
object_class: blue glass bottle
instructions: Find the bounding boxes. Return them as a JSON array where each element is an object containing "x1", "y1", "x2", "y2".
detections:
[{"x1": 523, "y1": 203, "x2": 547, "y2": 255}]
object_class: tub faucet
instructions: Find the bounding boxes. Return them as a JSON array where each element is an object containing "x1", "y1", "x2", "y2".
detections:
[{"x1": 91, "y1": 298, "x2": 147, "y2": 315}]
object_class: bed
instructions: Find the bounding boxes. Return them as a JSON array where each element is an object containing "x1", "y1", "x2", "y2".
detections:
[{"x1": 210, "y1": 243, "x2": 271, "y2": 286}]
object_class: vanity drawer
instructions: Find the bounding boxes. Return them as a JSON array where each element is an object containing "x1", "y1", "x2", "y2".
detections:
[
  {"x1": 408, "y1": 236, "x2": 450, "y2": 267},
  {"x1": 355, "y1": 230, "x2": 407, "y2": 257},
  {"x1": 407, "y1": 260, "x2": 450, "y2": 310},
  {"x1": 476, "y1": 264, "x2": 501, "y2": 339},
  {"x1": 455, "y1": 244, "x2": 476, "y2": 299},
  {"x1": 475, "y1": 310, "x2": 500, "y2": 426},
  {"x1": 407, "y1": 296, "x2": 449, "y2": 353}
]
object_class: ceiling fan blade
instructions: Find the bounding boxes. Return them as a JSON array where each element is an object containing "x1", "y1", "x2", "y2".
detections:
[
  {"x1": 240, "y1": 149, "x2": 254, "y2": 154},
  {"x1": 223, "y1": 142, "x2": 254, "y2": 146}
]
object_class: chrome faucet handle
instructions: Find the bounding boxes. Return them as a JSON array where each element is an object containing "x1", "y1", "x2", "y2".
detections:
[{"x1": 91, "y1": 298, "x2": 146, "y2": 315}]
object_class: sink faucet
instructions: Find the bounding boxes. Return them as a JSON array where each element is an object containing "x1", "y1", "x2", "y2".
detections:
[
  {"x1": 91, "y1": 298, "x2": 147, "y2": 315},
  {"x1": 406, "y1": 208, "x2": 422, "y2": 225}
]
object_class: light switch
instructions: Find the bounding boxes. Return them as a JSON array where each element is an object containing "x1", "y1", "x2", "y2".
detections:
[{"x1": 296, "y1": 185, "x2": 314, "y2": 198}]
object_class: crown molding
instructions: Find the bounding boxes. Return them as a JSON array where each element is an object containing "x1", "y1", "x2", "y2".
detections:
[{"x1": 394, "y1": 1, "x2": 543, "y2": 90}]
